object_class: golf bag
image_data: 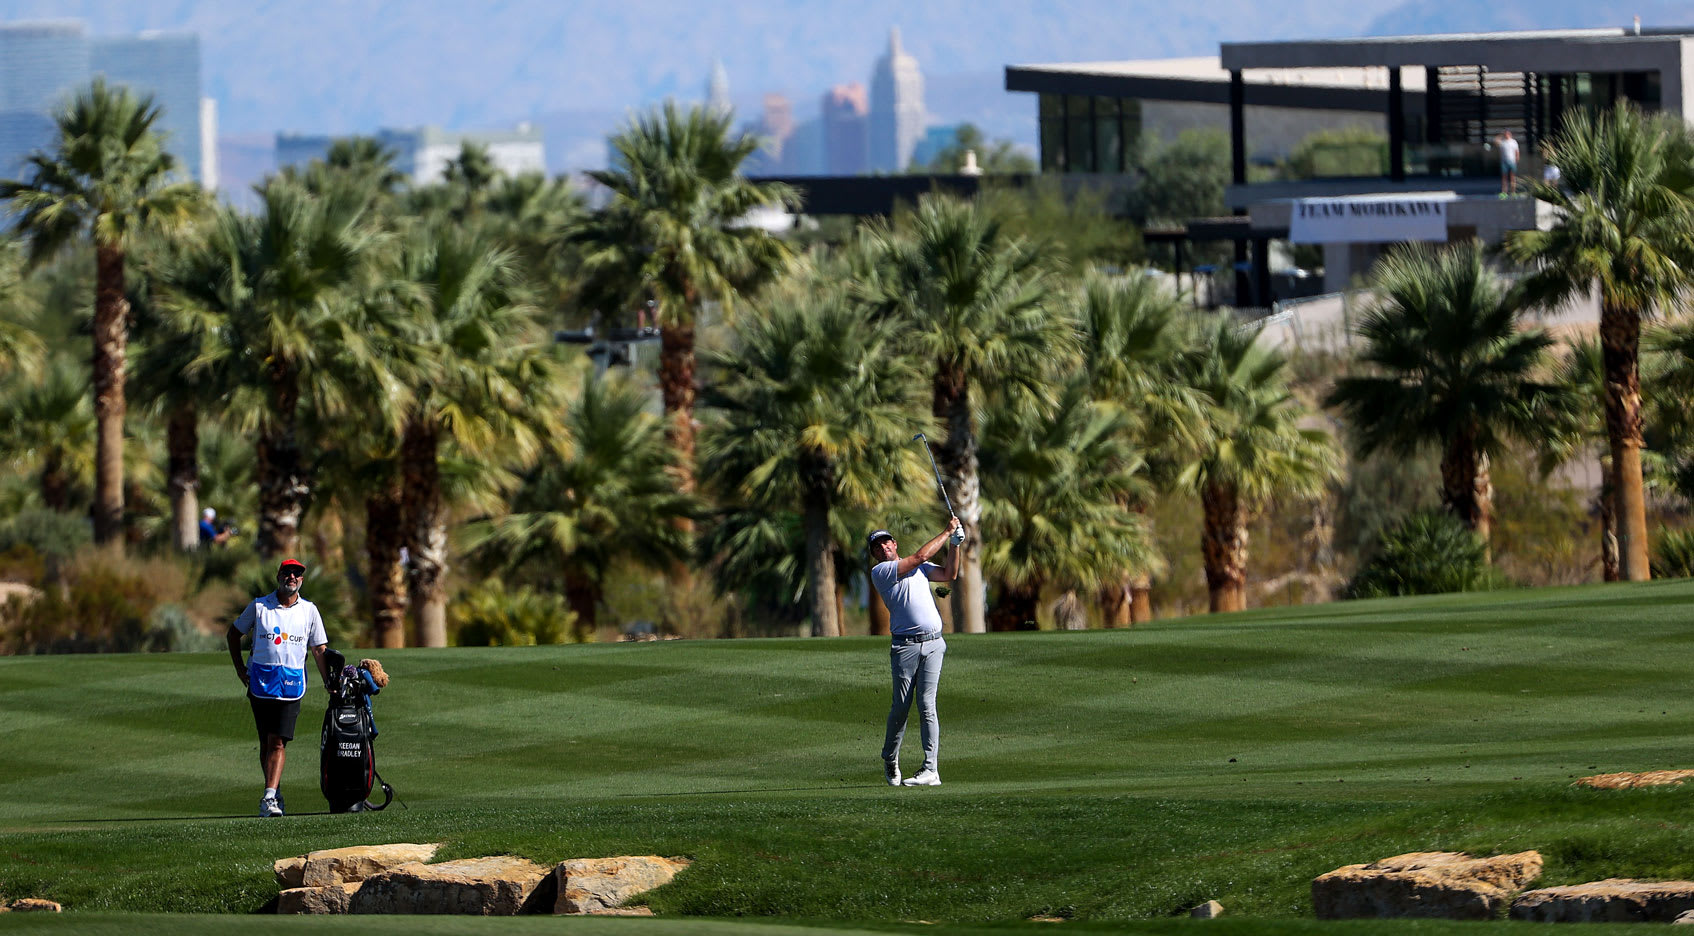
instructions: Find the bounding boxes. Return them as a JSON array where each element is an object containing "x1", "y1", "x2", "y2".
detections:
[{"x1": 319, "y1": 648, "x2": 393, "y2": 813}]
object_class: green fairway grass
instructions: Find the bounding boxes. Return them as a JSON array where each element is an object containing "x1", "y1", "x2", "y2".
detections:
[{"x1": 4, "y1": 581, "x2": 1694, "y2": 931}]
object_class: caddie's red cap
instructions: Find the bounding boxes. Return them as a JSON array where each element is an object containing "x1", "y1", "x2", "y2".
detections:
[{"x1": 278, "y1": 558, "x2": 306, "y2": 575}]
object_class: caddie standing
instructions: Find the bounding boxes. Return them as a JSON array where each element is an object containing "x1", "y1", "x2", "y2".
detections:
[
  {"x1": 868, "y1": 517, "x2": 962, "y2": 787},
  {"x1": 226, "y1": 558, "x2": 329, "y2": 817}
]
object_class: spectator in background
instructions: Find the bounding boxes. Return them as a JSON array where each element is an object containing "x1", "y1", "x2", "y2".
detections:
[
  {"x1": 1542, "y1": 147, "x2": 1562, "y2": 188},
  {"x1": 1494, "y1": 130, "x2": 1520, "y2": 196},
  {"x1": 200, "y1": 508, "x2": 232, "y2": 547}
]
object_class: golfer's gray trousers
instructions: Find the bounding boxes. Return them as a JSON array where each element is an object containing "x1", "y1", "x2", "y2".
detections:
[{"x1": 882, "y1": 634, "x2": 945, "y2": 771}]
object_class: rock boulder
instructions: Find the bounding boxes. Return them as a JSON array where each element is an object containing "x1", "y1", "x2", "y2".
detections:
[
  {"x1": 554, "y1": 856, "x2": 690, "y2": 915},
  {"x1": 301, "y1": 843, "x2": 442, "y2": 887},
  {"x1": 6, "y1": 899, "x2": 62, "y2": 912},
  {"x1": 1313, "y1": 851, "x2": 1543, "y2": 919},
  {"x1": 1511, "y1": 879, "x2": 1694, "y2": 922},
  {"x1": 277, "y1": 882, "x2": 362, "y2": 915},
  {"x1": 274, "y1": 856, "x2": 306, "y2": 889},
  {"x1": 349, "y1": 856, "x2": 551, "y2": 915}
]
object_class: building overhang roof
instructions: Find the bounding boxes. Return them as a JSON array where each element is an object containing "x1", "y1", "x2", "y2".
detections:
[
  {"x1": 1005, "y1": 57, "x2": 1424, "y2": 111},
  {"x1": 1222, "y1": 27, "x2": 1694, "y2": 72}
]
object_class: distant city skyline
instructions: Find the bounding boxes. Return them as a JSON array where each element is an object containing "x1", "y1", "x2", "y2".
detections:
[{"x1": 0, "y1": 0, "x2": 1670, "y2": 189}]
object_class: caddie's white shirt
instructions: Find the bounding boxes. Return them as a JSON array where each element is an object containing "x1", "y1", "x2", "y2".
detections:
[
  {"x1": 233, "y1": 592, "x2": 327, "y2": 701},
  {"x1": 870, "y1": 560, "x2": 944, "y2": 637}
]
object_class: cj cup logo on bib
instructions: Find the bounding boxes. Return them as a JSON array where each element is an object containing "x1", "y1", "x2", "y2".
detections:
[{"x1": 267, "y1": 625, "x2": 306, "y2": 645}]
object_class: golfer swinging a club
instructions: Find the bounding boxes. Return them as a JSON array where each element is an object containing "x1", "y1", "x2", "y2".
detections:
[{"x1": 868, "y1": 513, "x2": 962, "y2": 787}]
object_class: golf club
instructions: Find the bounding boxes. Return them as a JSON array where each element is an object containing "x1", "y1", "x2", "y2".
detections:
[
  {"x1": 914, "y1": 434, "x2": 966, "y2": 545},
  {"x1": 912, "y1": 433, "x2": 954, "y2": 515}
]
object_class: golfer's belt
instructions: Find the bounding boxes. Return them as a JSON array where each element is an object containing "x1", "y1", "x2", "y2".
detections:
[{"x1": 892, "y1": 631, "x2": 942, "y2": 644}]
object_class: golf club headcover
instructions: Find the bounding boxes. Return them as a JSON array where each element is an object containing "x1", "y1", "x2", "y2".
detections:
[{"x1": 360, "y1": 658, "x2": 389, "y2": 688}]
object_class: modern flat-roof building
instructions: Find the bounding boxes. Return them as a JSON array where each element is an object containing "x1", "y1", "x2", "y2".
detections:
[
  {"x1": 276, "y1": 124, "x2": 546, "y2": 185},
  {"x1": 0, "y1": 22, "x2": 213, "y2": 186},
  {"x1": 1006, "y1": 26, "x2": 1694, "y2": 302},
  {"x1": 1006, "y1": 56, "x2": 1425, "y2": 175}
]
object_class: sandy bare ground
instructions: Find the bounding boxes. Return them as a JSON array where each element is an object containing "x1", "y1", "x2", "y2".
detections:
[{"x1": 1574, "y1": 770, "x2": 1694, "y2": 789}]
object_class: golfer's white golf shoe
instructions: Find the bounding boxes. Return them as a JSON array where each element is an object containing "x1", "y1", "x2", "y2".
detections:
[
  {"x1": 884, "y1": 761, "x2": 901, "y2": 786},
  {"x1": 259, "y1": 794, "x2": 283, "y2": 817},
  {"x1": 902, "y1": 768, "x2": 941, "y2": 787}
]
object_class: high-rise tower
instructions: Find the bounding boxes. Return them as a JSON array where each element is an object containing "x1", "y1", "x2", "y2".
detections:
[
  {"x1": 822, "y1": 83, "x2": 868, "y2": 176},
  {"x1": 0, "y1": 22, "x2": 210, "y2": 185},
  {"x1": 705, "y1": 59, "x2": 731, "y2": 119},
  {"x1": 869, "y1": 27, "x2": 924, "y2": 172}
]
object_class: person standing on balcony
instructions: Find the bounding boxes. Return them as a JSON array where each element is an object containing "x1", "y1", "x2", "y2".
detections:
[{"x1": 1495, "y1": 131, "x2": 1520, "y2": 196}]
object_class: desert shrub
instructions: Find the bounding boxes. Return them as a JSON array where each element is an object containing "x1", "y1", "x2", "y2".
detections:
[
  {"x1": 450, "y1": 578, "x2": 581, "y2": 646},
  {"x1": 0, "y1": 509, "x2": 91, "y2": 582},
  {"x1": 146, "y1": 603, "x2": 224, "y2": 652},
  {"x1": 0, "y1": 563, "x2": 163, "y2": 653},
  {"x1": 1345, "y1": 510, "x2": 1503, "y2": 599},
  {"x1": 1653, "y1": 528, "x2": 1694, "y2": 579}
]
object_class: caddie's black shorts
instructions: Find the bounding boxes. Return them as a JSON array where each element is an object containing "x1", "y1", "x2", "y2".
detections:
[{"x1": 249, "y1": 693, "x2": 302, "y2": 743}]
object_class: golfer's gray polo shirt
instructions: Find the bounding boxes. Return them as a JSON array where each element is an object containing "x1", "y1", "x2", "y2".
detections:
[{"x1": 870, "y1": 560, "x2": 944, "y2": 637}]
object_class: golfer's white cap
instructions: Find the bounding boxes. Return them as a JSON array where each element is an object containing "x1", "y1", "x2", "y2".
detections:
[
  {"x1": 866, "y1": 529, "x2": 894, "y2": 547},
  {"x1": 203, "y1": 508, "x2": 216, "y2": 520}
]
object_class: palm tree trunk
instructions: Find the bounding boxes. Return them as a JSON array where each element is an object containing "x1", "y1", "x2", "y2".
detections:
[
  {"x1": 1130, "y1": 573, "x2": 1154, "y2": 622},
  {"x1": 167, "y1": 404, "x2": 200, "y2": 551},
  {"x1": 1115, "y1": 502, "x2": 1157, "y2": 625},
  {"x1": 1599, "y1": 453, "x2": 1620, "y2": 582},
  {"x1": 801, "y1": 452, "x2": 840, "y2": 637},
  {"x1": 659, "y1": 319, "x2": 696, "y2": 600},
  {"x1": 563, "y1": 570, "x2": 597, "y2": 641},
  {"x1": 868, "y1": 561, "x2": 891, "y2": 635},
  {"x1": 933, "y1": 365, "x2": 984, "y2": 634},
  {"x1": 402, "y1": 421, "x2": 449, "y2": 648},
  {"x1": 659, "y1": 321, "x2": 697, "y2": 491},
  {"x1": 41, "y1": 449, "x2": 69, "y2": 511},
  {"x1": 988, "y1": 582, "x2": 1039, "y2": 631},
  {"x1": 1100, "y1": 577, "x2": 1131, "y2": 628},
  {"x1": 1600, "y1": 298, "x2": 1650, "y2": 580},
  {"x1": 91, "y1": 244, "x2": 128, "y2": 546},
  {"x1": 257, "y1": 364, "x2": 306, "y2": 558},
  {"x1": 1202, "y1": 481, "x2": 1249, "y2": 613},
  {"x1": 312, "y1": 508, "x2": 346, "y2": 571},
  {"x1": 366, "y1": 483, "x2": 407, "y2": 649},
  {"x1": 1440, "y1": 431, "x2": 1493, "y2": 555}
]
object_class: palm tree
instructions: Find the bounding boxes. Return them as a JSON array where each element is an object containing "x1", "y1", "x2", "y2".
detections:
[
  {"x1": 700, "y1": 287, "x2": 928, "y2": 636},
  {"x1": 163, "y1": 177, "x2": 397, "y2": 557},
  {"x1": 128, "y1": 209, "x2": 226, "y2": 551},
  {"x1": 572, "y1": 102, "x2": 795, "y2": 489},
  {"x1": 0, "y1": 239, "x2": 43, "y2": 380},
  {"x1": 1076, "y1": 274, "x2": 1197, "y2": 625},
  {"x1": 393, "y1": 221, "x2": 564, "y2": 647},
  {"x1": 0, "y1": 78, "x2": 197, "y2": 544},
  {"x1": 1504, "y1": 105, "x2": 1694, "y2": 581},
  {"x1": 1326, "y1": 242, "x2": 1570, "y2": 550},
  {"x1": 0, "y1": 354, "x2": 95, "y2": 511},
  {"x1": 467, "y1": 376, "x2": 697, "y2": 633},
  {"x1": 979, "y1": 382, "x2": 1152, "y2": 630},
  {"x1": 1545, "y1": 338, "x2": 1619, "y2": 580},
  {"x1": 863, "y1": 194, "x2": 1074, "y2": 632},
  {"x1": 1180, "y1": 317, "x2": 1339, "y2": 613}
]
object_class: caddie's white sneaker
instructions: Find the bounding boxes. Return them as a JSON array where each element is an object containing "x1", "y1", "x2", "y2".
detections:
[
  {"x1": 259, "y1": 794, "x2": 283, "y2": 817},
  {"x1": 902, "y1": 769, "x2": 941, "y2": 786},
  {"x1": 884, "y1": 761, "x2": 901, "y2": 786}
]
